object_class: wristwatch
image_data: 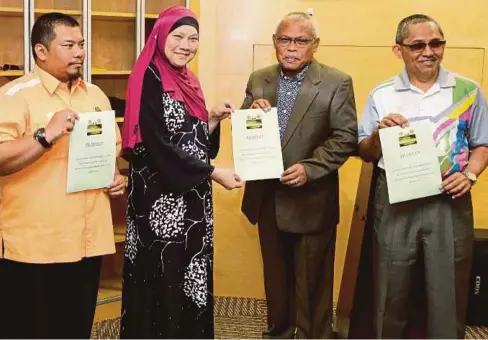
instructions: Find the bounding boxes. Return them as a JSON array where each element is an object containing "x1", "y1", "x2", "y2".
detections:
[
  {"x1": 33, "y1": 128, "x2": 52, "y2": 149},
  {"x1": 462, "y1": 170, "x2": 477, "y2": 185}
]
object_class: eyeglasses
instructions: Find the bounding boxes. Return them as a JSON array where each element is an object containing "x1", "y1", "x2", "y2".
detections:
[
  {"x1": 275, "y1": 36, "x2": 314, "y2": 48},
  {"x1": 399, "y1": 39, "x2": 446, "y2": 52}
]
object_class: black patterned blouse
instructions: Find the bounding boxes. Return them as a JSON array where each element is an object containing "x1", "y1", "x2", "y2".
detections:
[{"x1": 120, "y1": 64, "x2": 219, "y2": 339}]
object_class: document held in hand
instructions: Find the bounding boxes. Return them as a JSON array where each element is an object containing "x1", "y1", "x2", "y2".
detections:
[
  {"x1": 379, "y1": 121, "x2": 442, "y2": 204},
  {"x1": 66, "y1": 110, "x2": 117, "y2": 193},
  {"x1": 231, "y1": 108, "x2": 284, "y2": 181}
]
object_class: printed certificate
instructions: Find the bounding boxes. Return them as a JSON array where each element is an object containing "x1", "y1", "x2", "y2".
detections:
[
  {"x1": 379, "y1": 121, "x2": 442, "y2": 204},
  {"x1": 66, "y1": 111, "x2": 116, "y2": 193},
  {"x1": 231, "y1": 108, "x2": 284, "y2": 181}
]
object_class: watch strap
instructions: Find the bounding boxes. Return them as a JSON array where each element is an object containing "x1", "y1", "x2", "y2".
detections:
[{"x1": 34, "y1": 128, "x2": 52, "y2": 149}]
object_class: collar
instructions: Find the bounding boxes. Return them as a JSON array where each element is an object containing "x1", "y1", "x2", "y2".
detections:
[
  {"x1": 280, "y1": 63, "x2": 310, "y2": 82},
  {"x1": 394, "y1": 67, "x2": 456, "y2": 91},
  {"x1": 34, "y1": 64, "x2": 87, "y2": 94}
]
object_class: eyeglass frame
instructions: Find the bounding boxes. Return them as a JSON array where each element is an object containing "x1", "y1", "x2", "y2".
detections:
[
  {"x1": 398, "y1": 39, "x2": 447, "y2": 52},
  {"x1": 274, "y1": 35, "x2": 316, "y2": 48}
]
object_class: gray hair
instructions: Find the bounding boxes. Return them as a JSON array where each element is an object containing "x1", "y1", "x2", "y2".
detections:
[
  {"x1": 275, "y1": 12, "x2": 318, "y2": 38},
  {"x1": 395, "y1": 14, "x2": 444, "y2": 44}
]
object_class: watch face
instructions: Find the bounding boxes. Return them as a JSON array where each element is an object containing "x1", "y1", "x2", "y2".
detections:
[
  {"x1": 465, "y1": 171, "x2": 477, "y2": 182},
  {"x1": 34, "y1": 128, "x2": 51, "y2": 148}
]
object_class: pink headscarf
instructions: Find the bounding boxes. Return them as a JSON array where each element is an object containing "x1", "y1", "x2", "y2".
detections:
[{"x1": 122, "y1": 6, "x2": 207, "y2": 155}]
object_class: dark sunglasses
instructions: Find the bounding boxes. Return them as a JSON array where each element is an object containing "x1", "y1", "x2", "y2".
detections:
[
  {"x1": 399, "y1": 39, "x2": 446, "y2": 52},
  {"x1": 1, "y1": 64, "x2": 24, "y2": 71}
]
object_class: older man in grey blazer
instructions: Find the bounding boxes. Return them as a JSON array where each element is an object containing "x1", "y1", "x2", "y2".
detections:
[{"x1": 241, "y1": 12, "x2": 358, "y2": 339}]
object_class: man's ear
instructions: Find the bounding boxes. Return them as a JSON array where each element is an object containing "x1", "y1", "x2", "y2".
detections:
[
  {"x1": 34, "y1": 43, "x2": 48, "y2": 62},
  {"x1": 312, "y1": 37, "x2": 320, "y2": 52},
  {"x1": 392, "y1": 44, "x2": 403, "y2": 60}
]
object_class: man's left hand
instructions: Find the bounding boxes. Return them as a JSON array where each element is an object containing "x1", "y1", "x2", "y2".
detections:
[
  {"x1": 105, "y1": 173, "x2": 127, "y2": 198},
  {"x1": 281, "y1": 164, "x2": 308, "y2": 188},
  {"x1": 441, "y1": 172, "x2": 472, "y2": 199}
]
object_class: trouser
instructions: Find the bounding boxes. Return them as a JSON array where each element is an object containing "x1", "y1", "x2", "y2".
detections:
[
  {"x1": 258, "y1": 196, "x2": 336, "y2": 339},
  {"x1": 373, "y1": 171, "x2": 473, "y2": 338},
  {"x1": 0, "y1": 256, "x2": 102, "y2": 339}
]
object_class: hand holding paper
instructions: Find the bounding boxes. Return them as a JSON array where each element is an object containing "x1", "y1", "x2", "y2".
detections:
[
  {"x1": 250, "y1": 99, "x2": 272, "y2": 111},
  {"x1": 211, "y1": 168, "x2": 243, "y2": 190},
  {"x1": 104, "y1": 172, "x2": 126, "y2": 198},
  {"x1": 378, "y1": 113, "x2": 409, "y2": 129},
  {"x1": 45, "y1": 109, "x2": 79, "y2": 143}
]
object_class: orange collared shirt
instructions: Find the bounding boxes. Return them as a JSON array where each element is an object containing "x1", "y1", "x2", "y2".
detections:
[{"x1": 0, "y1": 66, "x2": 121, "y2": 264}]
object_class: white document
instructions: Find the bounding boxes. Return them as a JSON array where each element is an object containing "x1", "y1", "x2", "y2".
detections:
[
  {"x1": 379, "y1": 121, "x2": 442, "y2": 204},
  {"x1": 66, "y1": 111, "x2": 117, "y2": 193},
  {"x1": 231, "y1": 108, "x2": 284, "y2": 181}
]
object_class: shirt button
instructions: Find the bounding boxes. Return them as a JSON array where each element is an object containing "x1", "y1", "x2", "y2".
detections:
[
  {"x1": 287, "y1": 92, "x2": 291, "y2": 95},
  {"x1": 283, "y1": 110, "x2": 287, "y2": 113}
]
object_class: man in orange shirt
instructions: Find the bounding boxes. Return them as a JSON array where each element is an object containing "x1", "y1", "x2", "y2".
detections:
[{"x1": 0, "y1": 13, "x2": 124, "y2": 339}]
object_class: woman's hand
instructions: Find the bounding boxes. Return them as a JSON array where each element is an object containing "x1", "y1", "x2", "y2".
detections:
[
  {"x1": 209, "y1": 100, "x2": 234, "y2": 122},
  {"x1": 211, "y1": 167, "x2": 244, "y2": 190},
  {"x1": 208, "y1": 100, "x2": 234, "y2": 133}
]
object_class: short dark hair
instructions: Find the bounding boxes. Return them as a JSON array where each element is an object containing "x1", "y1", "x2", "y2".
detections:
[
  {"x1": 31, "y1": 12, "x2": 80, "y2": 60},
  {"x1": 395, "y1": 14, "x2": 444, "y2": 44}
]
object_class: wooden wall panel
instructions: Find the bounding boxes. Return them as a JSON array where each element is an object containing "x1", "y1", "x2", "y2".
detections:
[
  {"x1": 92, "y1": 0, "x2": 136, "y2": 13},
  {"x1": 0, "y1": 0, "x2": 22, "y2": 7},
  {"x1": 0, "y1": 16, "x2": 24, "y2": 66},
  {"x1": 146, "y1": 0, "x2": 185, "y2": 15},
  {"x1": 91, "y1": 20, "x2": 136, "y2": 71},
  {"x1": 35, "y1": 0, "x2": 82, "y2": 11}
]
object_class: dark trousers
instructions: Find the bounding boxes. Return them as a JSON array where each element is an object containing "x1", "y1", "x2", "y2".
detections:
[
  {"x1": 373, "y1": 172, "x2": 473, "y2": 339},
  {"x1": 258, "y1": 196, "x2": 337, "y2": 339},
  {"x1": 0, "y1": 256, "x2": 102, "y2": 339}
]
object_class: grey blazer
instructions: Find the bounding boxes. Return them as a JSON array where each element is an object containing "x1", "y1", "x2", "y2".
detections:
[{"x1": 241, "y1": 60, "x2": 358, "y2": 233}]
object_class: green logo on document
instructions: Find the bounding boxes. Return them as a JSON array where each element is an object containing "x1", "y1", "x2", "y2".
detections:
[
  {"x1": 398, "y1": 129, "x2": 417, "y2": 147},
  {"x1": 87, "y1": 119, "x2": 103, "y2": 136},
  {"x1": 246, "y1": 114, "x2": 263, "y2": 129}
]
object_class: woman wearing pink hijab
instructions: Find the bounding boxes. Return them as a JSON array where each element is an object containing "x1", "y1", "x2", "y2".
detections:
[{"x1": 120, "y1": 6, "x2": 242, "y2": 338}]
